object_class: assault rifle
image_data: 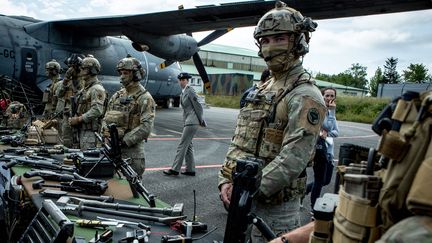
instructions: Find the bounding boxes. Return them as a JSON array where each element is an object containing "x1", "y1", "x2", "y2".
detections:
[
  {"x1": 0, "y1": 134, "x2": 25, "y2": 146},
  {"x1": 95, "y1": 124, "x2": 156, "y2": 207},
  {"x1": 70, "y1": 95, "x2": 80, "y2": 147},
  {"x1": 0, "y1": 126, "x2": 14, "y2": 135},
  {"x1": 3, "y1": 145, "x2": 81, "y2": 156},
  {"x1": 223, "y1": 157, "x2": 277, "y2": 243},
  {"x1": 1, "y1": 154, "x2": 76, "y2": 173},
  {"x1": 27, "y1": 171, "x2": 108, "y2": 195}
]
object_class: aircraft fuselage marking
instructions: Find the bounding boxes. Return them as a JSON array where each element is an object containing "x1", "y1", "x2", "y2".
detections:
[{"x1": 0, "y1": 49, "x2": 15, "y2": 59}]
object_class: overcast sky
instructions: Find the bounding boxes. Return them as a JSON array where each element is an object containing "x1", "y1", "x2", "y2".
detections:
[{"x1": 2, "y1": 0, "x2": 432, "y2": 79}]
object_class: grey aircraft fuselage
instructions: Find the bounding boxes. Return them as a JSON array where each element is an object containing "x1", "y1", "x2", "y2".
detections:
[{"x1": 0, "y1": 15, "x2": 182, "y2": 108}]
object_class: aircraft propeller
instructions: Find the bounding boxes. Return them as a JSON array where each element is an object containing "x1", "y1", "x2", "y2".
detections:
[{"x1": 190, "y1": 28, "x2": 233, "y2": 93}]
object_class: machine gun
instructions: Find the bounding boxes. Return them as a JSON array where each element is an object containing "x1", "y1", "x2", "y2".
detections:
[
  {"x1": 94, "y1": 124, "x2": 156, "y2": 207},
  {"x1": 28, "y1": 171, "x2": 109, "y2": 196},
  {"x1": 1, "y1": 154, "x2": 76, "y2": 173},
  {"x1": 223, "y1": 157, "x2": 276, "y2": 243},
  {"x1": 32, "y1": 178, "x2": 108, "y2": 196}
]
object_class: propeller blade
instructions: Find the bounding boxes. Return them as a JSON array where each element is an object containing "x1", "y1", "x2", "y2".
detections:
[
  {"x1": 197, "y1": 28, "x2": 233, "y2": 47},
  {"x1": 192, "y1": 53, "x2": 211, "y2": 92}
]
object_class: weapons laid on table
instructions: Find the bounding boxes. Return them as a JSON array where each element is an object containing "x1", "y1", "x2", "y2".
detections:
[
  {"x1": 96, "y1": 216, "x2": 151, "y2": 230},
  {"x1": 73, "y1": 217, "x2": 151, "y2": 230},
  {"x1": 31, "y1": 174, "x2": 108, "y2": 195},
  {"x1": 19, "y1": 199, "x2": 74, "y2": 243},
  {"x1": 94, "y1": 124, "x2": 156, "y2": 207},
  {"x1": 1, "y1": 154, "x2": 76, "y2": 173},
  {"x1": 39, "y1": 189, "x2": 114, "y2": 202},
  {"x1": 56, "y1": 196, "x2": 186, "y2": 225},
  {"x1": 55, "y1": 196, "x2": 183, "y2": 216},
  {"x1": 1, "y1": 144, "x2": 81, "y2": 157},
  {"x1": 0, "y1": 126, "x2": 14, "y2": 135},
  {"x1": 0, "y1": 133, "x2": 26, "y2": 146}
]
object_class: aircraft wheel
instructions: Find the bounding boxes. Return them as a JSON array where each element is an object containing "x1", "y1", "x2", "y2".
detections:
[
  {"x1": 162, "y1": 98, "x2": 172, "y2": 108},
  {"x1": 173, "y1": 97, "x2": 180, "y2": 107}
]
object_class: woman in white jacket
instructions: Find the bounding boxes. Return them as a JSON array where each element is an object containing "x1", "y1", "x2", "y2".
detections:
[{"x1": 306, "y1": 87, "x2": 339, "y2": 210}]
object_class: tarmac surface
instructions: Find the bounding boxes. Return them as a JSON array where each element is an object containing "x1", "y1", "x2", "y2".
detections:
[{"x1": 141, "y1": 106, "x2": 380, "y2": 240}]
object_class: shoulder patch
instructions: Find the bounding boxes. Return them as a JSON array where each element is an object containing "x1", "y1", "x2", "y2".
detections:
[{"x1": 307, "y1": 107, "x2": 320, "y2": 125}]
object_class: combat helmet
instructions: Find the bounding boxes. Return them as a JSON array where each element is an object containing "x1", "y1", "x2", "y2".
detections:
[
  {"x1": 253, "y1": 1, "x2": 317, "y2": 56},
  {"x1": 81, "y1": 55, "x2": 101, "y2": 75},
  {"x1": 45, "y1": 59, "x2": 61, "y2": 74},
  {"x1": 116, "y1": 57, "x2": 144, "y2": 81}
]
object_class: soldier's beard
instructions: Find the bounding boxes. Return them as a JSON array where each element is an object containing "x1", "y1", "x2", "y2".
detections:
[{"x1": 261, "y1": 43, "x2": 296, "y2": 73}]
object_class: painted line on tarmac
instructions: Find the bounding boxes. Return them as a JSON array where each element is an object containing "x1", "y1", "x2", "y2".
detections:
[
  {"x1": 163, "y1": 128, "x2": 184, "y2": 135},
  {"x1": 338, "y1": 134, "x2": 378, "y2": 139},
  {"x1": 339, "y1": 124, "x2": 373, "y2": 133},
  {"x1": 147, "y1": 160, "x2": 344, "y2": 171},
  {"x1": 146, "y1": 164, "x2": 222, "y2": 171},
  {"x1": 148, "y1": 137, "x2": 231, "y2": 141}
]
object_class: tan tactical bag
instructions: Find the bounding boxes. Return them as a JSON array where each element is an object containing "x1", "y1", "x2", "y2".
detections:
[
  {"x1": 378, "y1": 91, "x2": 432, "y2": 230},
  {"x1": 312, "y1": 91, "x2": 432, "y2": 243}
]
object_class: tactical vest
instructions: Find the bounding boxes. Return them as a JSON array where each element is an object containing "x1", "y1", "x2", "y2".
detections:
[
  {"x1": 103, "y1": 88, "x2": 147, "y2": 139},
  {"x1": 42, "y1": 77, "x2": 59, "y2": 104},
  {"x1": 230, "y1": 76, "x2": 313, "y2": 203},
  {"x1": 310, "y1": 90, "x2": 432, "y2": 243},
  {"x1": 77, "y1": 82, "x2": 108, "y2": 131},
  {"x1": 234, "y1": 78, "x2": 310, "y2": 161}
]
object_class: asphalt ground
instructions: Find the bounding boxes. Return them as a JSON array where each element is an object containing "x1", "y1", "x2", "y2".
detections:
[{"x1": 141, "y1": 106, "x2": 380, "y2": 240}]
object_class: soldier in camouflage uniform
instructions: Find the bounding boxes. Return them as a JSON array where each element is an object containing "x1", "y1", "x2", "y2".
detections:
[
  {"x1": 102, "y1": 57, "x2": 155, "y2": 177},
  {"x1": 42, "y1": 60, "x2": 61, "y2": 119},
  {"x1": 57, "y1": 55, "x2": 84, "y2": 147},
  {"x1": 5, "y1": 101, "x2": 29, "y2": 129},
  {"x1": 218, "y1": 2, "x2": 326, "y2": 241},
  {"x1": 69, "y1": 55, "x2": 107, "y2": 150}
]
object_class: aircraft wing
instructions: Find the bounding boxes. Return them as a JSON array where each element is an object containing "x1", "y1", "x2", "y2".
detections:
[
  {"x1": 26, "y1": 1, "x2": 274, "y2": 37},
  {"x1": 24, "y1": 0, "x2": 431, "y2": 37}
]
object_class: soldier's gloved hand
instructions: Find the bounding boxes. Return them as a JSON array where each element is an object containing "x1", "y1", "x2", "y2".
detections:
[
  {"x1": 220, "y1": 183, "x2": 233, "y2": 207},
  {"x1": 64, "y1": 67, "x2": 77, "y2": 82},
  {"x1": 69, "y1": 116, "x2": 82, "y2": 126}
]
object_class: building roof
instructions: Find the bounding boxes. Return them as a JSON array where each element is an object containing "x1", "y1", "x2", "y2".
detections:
[
  {"x1": 200, "y1": 43, "x2": 259, "y2": 57},
  {"x1": 314, "y1": 79, "x2": 367, "y2": 92},
  {"x1": 181, "y1": 64, "x2": 262, "y2": 80}
]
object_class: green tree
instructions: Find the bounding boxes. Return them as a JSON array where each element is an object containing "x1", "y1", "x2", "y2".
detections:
[
  {"x1": 346, "y1": 63, "x2": 368, "y2": 88},
  {"x1": 315, "y1": 72, "x2": 332, "y2": 82},
  {"x1": 383, "y1": 57, "x2": 401, "y2": 84},
  {"x1": 402, "y1": 63, "x2": 431, "y2": 83},
  {"x1": 315, "y1": 64, "x2": 368, "y2": 89},
  {"x1": 369, "y1": 67, "x2": 384, "y2": 97}
]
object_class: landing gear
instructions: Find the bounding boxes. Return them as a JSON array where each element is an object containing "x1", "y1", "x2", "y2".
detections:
[{"x1": 173, "y1": 97, "x2": 180, "y2": 107}]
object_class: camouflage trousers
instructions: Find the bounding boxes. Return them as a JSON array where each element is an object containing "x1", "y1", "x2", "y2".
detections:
[
  {"x1": 79, "y1": 130, "x2": 97, "y2": 150},
  {"x1": 250, "y1": 197, "x2": 301, "y2": 242},
  {"x1": 61, "y1": 117, "x2": 73, "y2": 148},
  {"x1": 122, "y1": 141, "x2": 146, "y2": 177}
]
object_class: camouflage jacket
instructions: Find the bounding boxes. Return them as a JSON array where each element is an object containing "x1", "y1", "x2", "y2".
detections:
[
  {"x1": 57, "y1": 73, "x2": 82, "y2": 114},
  {"x1": 218, "y1": 63, "x2": 326, "y2": 197},
  {"x1": 77, "y1": 77, "x2": 107, "y2": 126},
  {"x1": 102, "y1": 82, "x2": 155, "y2": 147},
  {"x1": 43, "y1": 75, "x2": 61, "y2": 115}
]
